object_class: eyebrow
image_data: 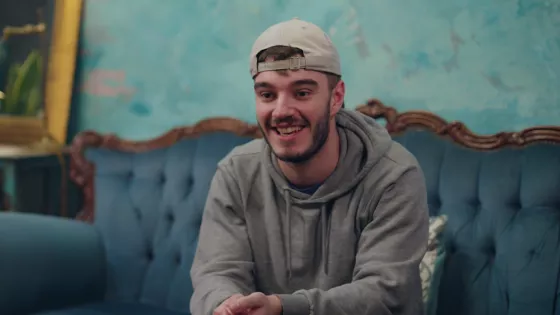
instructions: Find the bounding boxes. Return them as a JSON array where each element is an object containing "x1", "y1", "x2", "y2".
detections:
[
  {"x1": 254, "y1": 82, "x2": 273, "y2": 90},
  {"x1": 253, "y1": 79, "x2": 319, "y2": 90}
]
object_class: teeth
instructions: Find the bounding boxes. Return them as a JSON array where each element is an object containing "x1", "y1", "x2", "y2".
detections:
[{"x1": 277, "y1": 126, "x2": 303, "y2": 135}]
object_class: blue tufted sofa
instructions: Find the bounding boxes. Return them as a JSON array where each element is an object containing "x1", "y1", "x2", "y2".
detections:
[{"x1": 0, "y1": 99, "x2": 559, "y2": 315}]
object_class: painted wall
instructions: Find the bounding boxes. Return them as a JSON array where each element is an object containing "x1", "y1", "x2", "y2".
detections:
[{"x1": 72, "y1": 0, "x2": 560, "y2": 141}]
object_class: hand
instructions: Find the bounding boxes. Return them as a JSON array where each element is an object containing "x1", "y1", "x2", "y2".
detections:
[
  {"x1": 214, "y1": 294, "x2": 248, "y2": 315},
  {"x1": 230, "y1": 293, "x2": 282, "y2": 315}
]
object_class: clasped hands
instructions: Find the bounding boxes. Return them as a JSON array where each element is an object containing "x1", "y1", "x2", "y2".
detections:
[{"x1": 213, "y1": 293, "x2": 282, "y2": 315}]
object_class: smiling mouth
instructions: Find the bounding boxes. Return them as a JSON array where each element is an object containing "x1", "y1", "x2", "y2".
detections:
[{"x1": 274, "y1": 126, "x2": 304, "y2": 136}]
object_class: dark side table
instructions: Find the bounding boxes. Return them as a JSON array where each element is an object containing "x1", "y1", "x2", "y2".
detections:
[{"x1": 0, "y1": 145, "x2": 80, "y2": 217}]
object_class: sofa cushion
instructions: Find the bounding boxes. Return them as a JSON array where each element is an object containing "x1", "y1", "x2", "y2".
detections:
[
  {"x1": 84, "y1": 132, "x2": 253, "y2": 311},
  {"x1": 393, "y1": 130, "x2": 560, "y2": 315},
  {"x1": 35, "y1": 301, "x2": 187, "y2": 315}
]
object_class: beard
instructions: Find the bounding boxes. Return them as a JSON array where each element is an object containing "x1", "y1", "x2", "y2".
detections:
[{"x1": 259, "y1": 99, "x2": 331, "y2": 164}]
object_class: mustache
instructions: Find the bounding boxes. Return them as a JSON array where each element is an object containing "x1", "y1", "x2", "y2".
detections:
[{"x1": 268, "y1": 116, "x2": 308, "y2": 127}]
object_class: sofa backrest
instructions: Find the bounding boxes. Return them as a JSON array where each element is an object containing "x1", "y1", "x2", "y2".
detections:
[
  {"x1": 70, "y1": 100, "x2": 560, "y2": 315},
  {"x1": 359, "y1": 100, "x2": 560, "y2": 315},
  {"x1": 70, "y1": 121, "x2": 259, "y2": 311}
]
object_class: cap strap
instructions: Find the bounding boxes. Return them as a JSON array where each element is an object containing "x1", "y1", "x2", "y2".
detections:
[{"x1": 256, "y1": 57, "x2": 307, "y2": 73}]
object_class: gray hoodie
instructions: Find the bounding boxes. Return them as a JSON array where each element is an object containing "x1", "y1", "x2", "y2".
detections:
[{"x1": 190, "y1": 109, "x2": 429, "y2": 315}]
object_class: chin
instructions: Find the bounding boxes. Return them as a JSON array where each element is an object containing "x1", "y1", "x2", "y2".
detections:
[
  {"x1": 275, "y1": 152, "x2": 313, "y2": 164},
  {"x1": 268, "y1": 135, "x2": 305, "y2": 152},
  {"x1": 262, "y1": 127, "x2": 312, "y2": 161},
  {"x1": 270, "y1": 145, "x2": 312, "y2": 164}
]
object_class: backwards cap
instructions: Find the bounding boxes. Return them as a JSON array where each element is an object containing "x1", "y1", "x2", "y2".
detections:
[{"x1": 249, "y1": 18, "x2": 341, "y2": 78}]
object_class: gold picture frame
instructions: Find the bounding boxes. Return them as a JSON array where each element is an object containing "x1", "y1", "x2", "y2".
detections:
[{"x1": 0, "y1": 0, "x2": 82, "y2": 146}]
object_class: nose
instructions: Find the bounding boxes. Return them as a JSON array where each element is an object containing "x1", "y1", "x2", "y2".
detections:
[{"x1": 271, "y1": 94, "x2": 295, "y2": 120}]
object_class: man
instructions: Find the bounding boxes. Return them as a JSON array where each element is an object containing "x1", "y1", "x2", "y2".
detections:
[{"x1": 190, "y1": 18, "x2": 429, "y2": 315}]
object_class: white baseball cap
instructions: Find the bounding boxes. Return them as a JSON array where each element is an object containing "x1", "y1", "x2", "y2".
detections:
[{"x1": 249, "y1": 18, "x2": 341, "y2": 78}]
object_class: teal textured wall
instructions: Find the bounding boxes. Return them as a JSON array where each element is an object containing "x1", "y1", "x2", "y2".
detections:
[{"x1": 73, "y1": 0, "x2": 560, "y2": 140}]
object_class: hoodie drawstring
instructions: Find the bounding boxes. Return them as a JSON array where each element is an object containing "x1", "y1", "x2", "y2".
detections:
[
  {"x1": 284, "y1": 190, "x2": 332, "y2": 280},
  {"x1": 320, "y1": 203, "x2": 330, "y2": 275},
  {"x1": 284, "y1": 189, "x2": 293, "y2": 280}
]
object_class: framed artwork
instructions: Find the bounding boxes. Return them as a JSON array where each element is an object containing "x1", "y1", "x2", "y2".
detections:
[{"x1": 0, "y1": 0, "x2": 82, "y2": 145}]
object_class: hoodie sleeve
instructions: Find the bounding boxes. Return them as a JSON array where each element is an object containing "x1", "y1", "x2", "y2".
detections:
[
  {"x1": 190, "y1": 166, "x2": 255, "y2": 315},
  {"x1": 278, "y1": 166, "x2": 430, "y2": 315}
]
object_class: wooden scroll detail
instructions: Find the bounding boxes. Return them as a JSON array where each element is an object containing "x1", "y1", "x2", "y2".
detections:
[{"x1": 356, "y1": 98, "x2": 560, "y2": 150}]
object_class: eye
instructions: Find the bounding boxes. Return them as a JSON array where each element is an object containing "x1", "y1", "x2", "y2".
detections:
[
  {"x1": 258, "y1": 91, "x2": 275, "y2": 101},
  {"x1": 295, "y1": 90, "x2": 311, "y2": 99}
]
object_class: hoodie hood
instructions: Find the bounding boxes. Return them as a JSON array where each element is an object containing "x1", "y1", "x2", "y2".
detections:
[
  {"x1": 261, "y1": 108, "x2": 394, "y2": 278},
  {"x1": 263, "y1": 108, "x2": 393, "y2": 203}
]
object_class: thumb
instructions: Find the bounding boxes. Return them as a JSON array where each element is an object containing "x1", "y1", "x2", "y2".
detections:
[{"x1": 233, "y1": 292, "x2": 268, "y2": 311}]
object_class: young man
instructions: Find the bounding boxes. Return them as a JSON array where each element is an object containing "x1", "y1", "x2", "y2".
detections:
[{"x1": 190, "y1": 18, "x2": 429, "y2": 315}]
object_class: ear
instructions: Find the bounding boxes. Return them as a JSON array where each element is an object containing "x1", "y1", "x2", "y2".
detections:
[{"x1": 330, "y1": 80, "x2": 345, "y2": 117}]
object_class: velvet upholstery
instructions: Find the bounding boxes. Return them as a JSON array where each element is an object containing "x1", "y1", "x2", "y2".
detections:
[
  {"x1": 0, "y1": 126, "x2": 559, "y2": 315},
  {"x1": 0, "y1": 213, "x2": 106, "y2": 315},
  {"x1": 36, "y1": 301, "x2": 187, "y2": 315},
  {"x1": 392, "y1": 130, "x2": 560, "y2": 315},
  {"x1": 88, "y1": 132, "x2": 252, "y2": 313}
]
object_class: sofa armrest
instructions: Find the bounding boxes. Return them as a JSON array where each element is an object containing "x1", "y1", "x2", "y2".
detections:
[{"x1": 0, "y1": 212, "x2": 106, "y2": 314}]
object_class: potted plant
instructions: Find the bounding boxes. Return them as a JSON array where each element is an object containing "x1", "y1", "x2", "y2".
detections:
[{"x1": 0, "y1": 49, "x2": 43, "y2": 117}]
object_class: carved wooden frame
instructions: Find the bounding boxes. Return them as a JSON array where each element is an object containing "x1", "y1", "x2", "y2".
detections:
[
  {"x1": 357, "y1": 99, "x2": 560, "y2": 150},
  {"x1": 70, "y1": 99, "x2": 560, "y2": 222}
]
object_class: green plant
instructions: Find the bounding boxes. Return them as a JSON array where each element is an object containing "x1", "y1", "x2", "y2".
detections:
[{"x1": 0, "y1": 50, "x2": 43, "y2": 116}]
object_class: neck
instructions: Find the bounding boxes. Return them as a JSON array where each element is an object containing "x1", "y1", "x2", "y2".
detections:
[{"x1": 278, "y1": 122, "x2": 339, "y2": 187}]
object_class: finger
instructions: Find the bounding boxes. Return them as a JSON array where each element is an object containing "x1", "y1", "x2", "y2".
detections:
[
  {"x1": 212, "y1": 305, "x2": 225, "y2": 315},
  {"x1": 215, "y1": 305, "x2": 248, "y2": 315},
  {"x1": 233, "y1": 292, "x2": 267, "y2": 310},
  {"x1": 213, "y1": 304, "x2": 232, "y2": 315},
  {"x1": 215, "y1": 306, "x2": 241, "y2": 315},
  {"x1": 224, "y1": 294, "x2": 244, "y2": 305},
  {"x1": 214, "y1": 294, "x2": 244, "y2": 315}
]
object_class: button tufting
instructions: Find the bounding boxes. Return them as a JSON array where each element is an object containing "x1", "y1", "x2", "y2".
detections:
[
  {"x1": 146, "y1": 248, "x2": 154, "y2": 261},
  {"x1": 183, "y1": 176, "x2": 195, "y2": 198},
  {"x1": 433, "y1": 196, "x2": 441, "y2": 208},
  {"x1": 511, "y1": 199, "x2": 522, "y2": 211},
  {"x1": 486, "y1": 245, "x2": 496, "y2": 257},
  {"x1": 471, "y1": 201, "x2": 482, "y2": 215},
  {"x1": 447, "y1": 242, "x2": 456, "y2": 254},
  {"x1": 167, "y1": 212, "x2": 174, "y2": 222},
  {"x1": 429, "y1": 196, "x2": 441, "y2": 211},
  {"x1": 133, "y1": 207, "x2": 142, "y2": 220},
  {"x1": 187, "y1": 176, "x2": 194, "y2": 187},
  {"x1": 160, "y1": 173, "x2": 166, "y2": 184},
  {"x1": 472, "y1": 199, "x2": 481, "y2": 208},
  {"x1": 528, "y1": 249, "x2": 538, "y2": 258},
  {"x1": 175, "y1": 254, "x2": 181, "y2": 264}
]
